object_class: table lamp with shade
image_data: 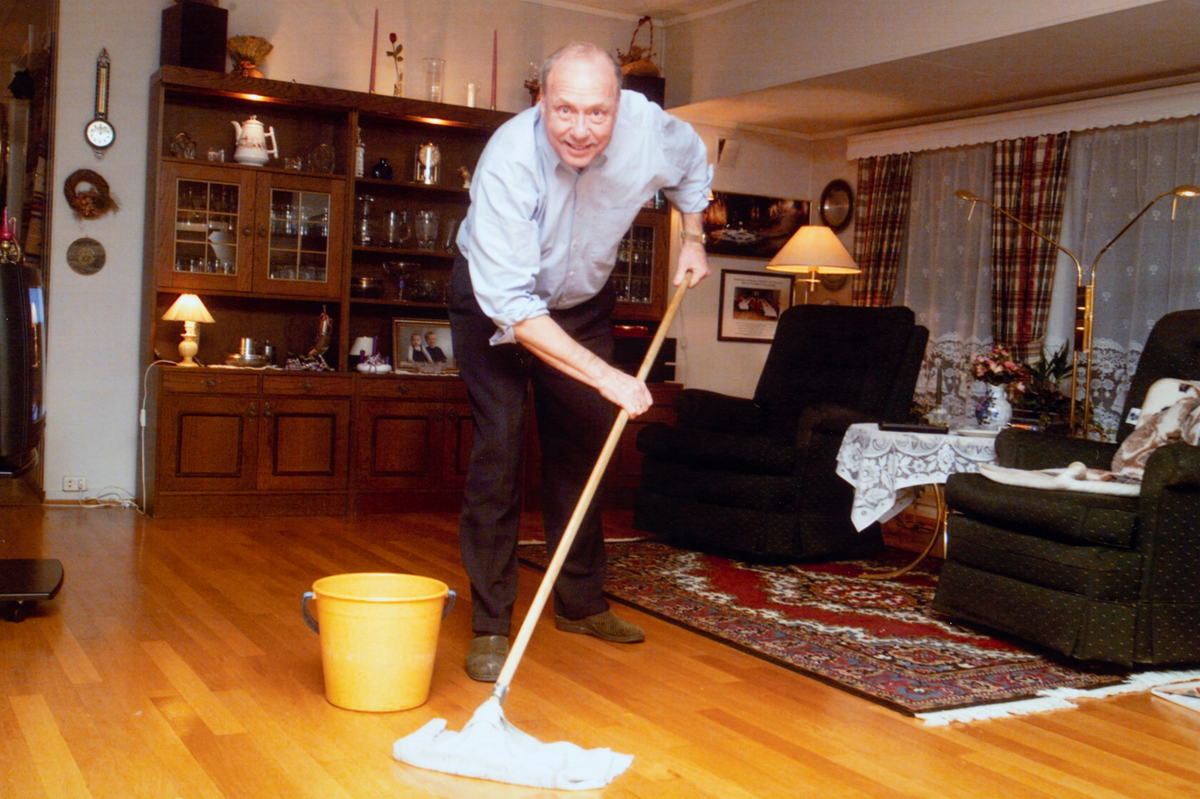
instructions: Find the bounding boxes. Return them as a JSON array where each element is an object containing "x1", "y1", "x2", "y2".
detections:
[
  {"x1": 765, "y1": 224, "x2": 860, "y2": 303},
  {"x1": 161, "y1": 294, "x2": 214, "y2": 367}
]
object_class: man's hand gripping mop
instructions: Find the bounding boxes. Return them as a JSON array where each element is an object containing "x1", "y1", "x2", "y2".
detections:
[{"x1": 393, "y1": 276, "x2": 692, "y2": 790}]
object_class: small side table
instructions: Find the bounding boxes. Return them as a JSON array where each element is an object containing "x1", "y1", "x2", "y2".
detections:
[
  {"x1": 0, "y1": 559, "x2": 65, "y2": 621},
  {"x1": 835, "y1": 424, "x2": 997, "y2": 579}
]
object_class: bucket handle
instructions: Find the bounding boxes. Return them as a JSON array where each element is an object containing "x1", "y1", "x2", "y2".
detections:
[{"x1": 302, "y1": 589, "x2": 457, "y2": 634}]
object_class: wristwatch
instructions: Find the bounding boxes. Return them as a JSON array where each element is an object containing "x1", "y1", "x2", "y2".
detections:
[{"x1": 681, "y1": 229, "x2": 706, "y2": 245}]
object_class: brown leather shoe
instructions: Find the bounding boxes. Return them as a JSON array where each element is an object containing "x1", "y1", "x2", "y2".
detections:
[
  {"x1": 555, "y1": 609, "x2": 645, "y2": 643},
  {"x1": 465, "y1": 634, "x2": 509, "y2": 682}
]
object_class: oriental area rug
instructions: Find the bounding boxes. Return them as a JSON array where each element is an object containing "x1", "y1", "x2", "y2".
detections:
[{"x1": 519, "y1": 540, "x2": 1200, "y2": 723}]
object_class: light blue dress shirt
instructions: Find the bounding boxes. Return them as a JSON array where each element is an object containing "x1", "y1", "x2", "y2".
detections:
[{"x1": 456, "y1": 90, "x2": 712, "y2": 344}]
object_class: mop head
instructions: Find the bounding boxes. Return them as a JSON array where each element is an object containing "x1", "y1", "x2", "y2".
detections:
[{"x1": 393, "y1": 699, "x2": 633, "y2": 790}]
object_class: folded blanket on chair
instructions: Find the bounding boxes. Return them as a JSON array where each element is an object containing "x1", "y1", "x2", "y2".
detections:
[{"x1": 980, "y1": 461, "x2": 1141, "y2": 496}]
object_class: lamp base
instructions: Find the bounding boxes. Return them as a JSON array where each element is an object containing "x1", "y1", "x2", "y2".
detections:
[{"x1": 178, "y1": 330, "x2": 200, "y2": 367}]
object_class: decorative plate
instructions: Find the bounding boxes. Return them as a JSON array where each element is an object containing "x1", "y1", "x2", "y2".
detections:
[{"x1": 66, "y1": 237, "x2": 106, "y2": 275}]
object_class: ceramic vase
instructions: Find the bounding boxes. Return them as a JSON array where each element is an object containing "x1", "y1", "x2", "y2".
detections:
[{"x1": 978, "y1": 384, "x2": 1013, "y2": 429}]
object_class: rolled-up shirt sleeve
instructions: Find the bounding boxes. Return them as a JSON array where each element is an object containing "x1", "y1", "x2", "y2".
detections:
[{"x1": 659, "y1": 113, "x2": 712, "y2": 215}]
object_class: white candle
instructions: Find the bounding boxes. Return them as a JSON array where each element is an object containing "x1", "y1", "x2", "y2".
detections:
[{"x1": 466, "y1": 82, "x2": 477, "y2": 108}]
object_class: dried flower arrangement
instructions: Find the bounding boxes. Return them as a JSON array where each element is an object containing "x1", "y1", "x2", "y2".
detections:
[
  {"x1": 617, "y1": 16, "x2": 659, "y2": 77},
  {"x1": 228, "y1": 35, "x2": 273, "y2": 78}
]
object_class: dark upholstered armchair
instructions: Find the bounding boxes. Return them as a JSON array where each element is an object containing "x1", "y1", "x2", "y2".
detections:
[
  {"x1": 933, "y1": 309, "x2": 1200, "y2": 667},
  {"x1": 633, "y1": 305, "x2": 929, "y2": 560}
]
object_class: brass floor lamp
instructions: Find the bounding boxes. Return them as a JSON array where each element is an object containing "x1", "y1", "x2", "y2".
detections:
[{"x1": 955, "y1": 185, "x2": 1199, "y2": 436}]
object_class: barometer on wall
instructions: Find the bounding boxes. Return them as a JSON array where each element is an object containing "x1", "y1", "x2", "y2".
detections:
[
  {"x1": 85, "y1": 49, "x2": 115, "y2": 158},
  {"x1": 819, "y1": 178, "x2": 853, "y2": 233}
]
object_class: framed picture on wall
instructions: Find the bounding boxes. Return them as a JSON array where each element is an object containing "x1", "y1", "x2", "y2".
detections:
[
  {"x1": 703, "y1": 191, "x2": 810, "y2": 259},
  {"x1": 393, "y1": 319, "x2": 456, "y2": 373},
  {"x1": 717, "y1": 269, "x2": 794, "y2": 342}
]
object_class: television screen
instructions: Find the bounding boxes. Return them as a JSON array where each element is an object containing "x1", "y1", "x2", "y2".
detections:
[{"x1": 0, "y1": 263, "x2": 46, "y2": 473}]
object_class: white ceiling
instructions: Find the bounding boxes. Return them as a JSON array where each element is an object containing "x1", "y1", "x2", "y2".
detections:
[
  {"x1": 671, "y1": 0, "x2": 1200, "y2": 138},
  {"x1": 592, "y1": 0, "x2": 1200, "y2": 139}
]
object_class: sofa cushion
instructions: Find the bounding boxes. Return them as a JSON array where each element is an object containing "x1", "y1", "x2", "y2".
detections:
[{"x1": 946, "y1": 472, "x2": 1139, "y2": 548}]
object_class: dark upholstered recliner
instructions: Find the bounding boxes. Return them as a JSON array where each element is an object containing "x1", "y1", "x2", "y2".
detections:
[
  {"x1": 933, "y1": 309, "x2": 1200, "y2": 667},
  {"x1": 633, "y1": 305, "x2": 929, "y2": 560}
]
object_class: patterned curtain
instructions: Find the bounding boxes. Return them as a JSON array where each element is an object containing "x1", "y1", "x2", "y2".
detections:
[
  {"x1": 852, "y1": 153, "x2": 913, "y2": 307},
  {"x1": 893, "y1": 144, "x2": 994, "y2": 423},
  {"x1": 1064, "y1": 117, "x2": 1200, "y2": 438},
  {"x1": 990, "y1": 133, "x2": 1071, "y2": 361}
]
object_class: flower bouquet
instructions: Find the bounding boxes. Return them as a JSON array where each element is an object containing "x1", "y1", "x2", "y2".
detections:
[{"x1": 972, "y1": 345, "x2": 1026, "y2": 386}]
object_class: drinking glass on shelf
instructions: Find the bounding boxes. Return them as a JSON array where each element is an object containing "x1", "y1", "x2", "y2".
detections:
[
  {"x1": 423, "y1": 58, "x2": 445, "y2": 102},
  {"x1": 415, "y1": 210, "x2": 439, "y2": 251},
  {"x1": 385, "y1": 210, "x2": 411, "y2": 248}
]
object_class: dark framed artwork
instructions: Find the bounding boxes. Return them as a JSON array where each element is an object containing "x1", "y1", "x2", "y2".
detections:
[
  {"x1": 702, "y1": 191, "x2": 810, "y2": 260},
  {"x1": 717, "y1": 269, "x2": 794, "y2": 342},
  {"x1": 393, "y1": 318, "x2": 456, "y2": 373}
]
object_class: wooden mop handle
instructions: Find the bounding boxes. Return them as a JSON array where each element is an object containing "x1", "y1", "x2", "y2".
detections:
[{"x1": 490, "y1": 274, "x2": 692, "y2": 700}]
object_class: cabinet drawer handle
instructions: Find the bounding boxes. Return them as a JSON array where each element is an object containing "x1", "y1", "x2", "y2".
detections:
[
  {"x1": 434, "y1": 408, "x2": 443, "y2": 422},
  {"x1": 299, "y1": 380, "x2": 315, "y2": 392},
  {"x1": 202, "y1": 378, "x2": 219, "y2": 389},
  {"x1": 243, "y1": 225, "x2": 253, "y2": 238},
  {"x1": 447, "y1": 410, "x2": 458, "y2": 422},
  {"x1": 396, "y1": 384, "x2": 409, "y2": 395},
  {"x1": 247, "y1": 402, "x2": 257, "y2": 419},
  {"x1": 262, "y1": 402, "x2": 273, "y2": 419}
]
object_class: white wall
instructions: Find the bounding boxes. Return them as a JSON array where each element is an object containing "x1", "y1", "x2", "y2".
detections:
[
  {"x1": 669, "y1": 124, "x2": 822, "y2": 396},
  {"x1": 45, "y1": 0, "x2": 645, "y2": 502}
]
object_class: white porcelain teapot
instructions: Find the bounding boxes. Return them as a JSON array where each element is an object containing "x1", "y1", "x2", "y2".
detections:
[{"x1": 232, "y1": 115, "x2": 278, "y2": 167}]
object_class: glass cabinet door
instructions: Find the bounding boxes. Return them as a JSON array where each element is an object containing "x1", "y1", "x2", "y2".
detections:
[
  {"x1": 609, "y1": 223, "x2": 656, "y2": 305},
  {"x1": 156, "y1": 162, "x2": 255, "y2": 292},
  {"x1": 254, "y1": 173, "x2": 344, "y2": 299},
  {"x1": 609, "y1": 209, "x2": 668, "y2": 320}
]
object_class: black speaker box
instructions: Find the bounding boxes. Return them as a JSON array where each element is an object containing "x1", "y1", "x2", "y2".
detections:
[
  {"x1": 161, "y1": 1, "x2": 229, "y2": 73},
  {"x1": 622, "y1": 74, "x2": 665, "y2": 107}
]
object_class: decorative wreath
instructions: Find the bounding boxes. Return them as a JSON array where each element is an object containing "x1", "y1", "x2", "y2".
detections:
[{"x1": 64, "y1": 169, "x2": 119, "y2": 219}]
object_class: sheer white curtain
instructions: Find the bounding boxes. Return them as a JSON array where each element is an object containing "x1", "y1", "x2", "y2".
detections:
[
  {"x1": 1064, "y1": 117, "x2": 1200, "y2": 436},
  {"x1": 895, "y1": 144, "x2": 993, "y2": 421}
]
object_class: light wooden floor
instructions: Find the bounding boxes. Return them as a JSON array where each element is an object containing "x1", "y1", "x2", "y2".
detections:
[{"x1": 2, "y1": 505, "x2": 1199, "y2": 798}]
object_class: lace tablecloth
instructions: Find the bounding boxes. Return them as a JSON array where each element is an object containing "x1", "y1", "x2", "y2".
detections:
[{"x1": 835, "y1": 423, "x2": 998, "y2": 531}]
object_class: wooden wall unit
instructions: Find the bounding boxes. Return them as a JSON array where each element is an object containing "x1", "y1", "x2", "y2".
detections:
[{"x1": 141, "y1": 67, "x2": 678, "y2": 517}]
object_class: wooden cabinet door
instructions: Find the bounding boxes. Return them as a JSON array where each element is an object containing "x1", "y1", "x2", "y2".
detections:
[
  {"x1": 353, "y1": 399, "x2": 445, "y2": 491},
  {"x1": 155, "y1": 394, "x2": 258, "y2": 492},
  {"x1": 252, "y1": 172, "x2": 345, "y2": 299},
  {"x1": 441, "y1": 402, "x2": 474, "y2": 488},
  {"x1": 256, "y1": 397, "x2": 350, "y2": 490},
  {"x1": 155, "y1": 162, "x2": 256, "y2": 293}
]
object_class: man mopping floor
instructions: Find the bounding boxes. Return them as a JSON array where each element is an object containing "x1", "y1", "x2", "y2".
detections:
[{"x1": 394, "y1": 41, "x2": 711, "y2": 789}]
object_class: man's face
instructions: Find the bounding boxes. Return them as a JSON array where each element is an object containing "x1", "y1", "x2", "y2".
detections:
[{"x1": 540, "y1": 53, "x2": 618, "y2": 170}]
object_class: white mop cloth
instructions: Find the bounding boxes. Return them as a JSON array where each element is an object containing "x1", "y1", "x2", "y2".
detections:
[{"x1": 393, "y1": 700, "x2": 633, "y2": 790}]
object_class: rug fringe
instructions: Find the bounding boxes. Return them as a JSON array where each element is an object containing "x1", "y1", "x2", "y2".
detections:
[{"x1": 917, "y1": 668, "x2": 1200, "y2": 725}]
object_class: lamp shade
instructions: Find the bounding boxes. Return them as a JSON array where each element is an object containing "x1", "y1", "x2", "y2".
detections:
[
  {"x1": 765, "y1": 225, "x2": 860, "y2": 275},
  {"x1": 162, "y1": 293, "x2": 214, "y2": 323}
]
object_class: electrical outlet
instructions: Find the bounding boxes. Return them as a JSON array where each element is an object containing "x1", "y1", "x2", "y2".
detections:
[{"x1": 63, "y1": 476, "x2": 87, "y2": 492}]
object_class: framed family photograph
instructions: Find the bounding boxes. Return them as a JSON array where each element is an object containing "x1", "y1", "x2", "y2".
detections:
[
  {"x1": 393, "y1": 319, "x2": 456, "y2": 372},
  {"x1": 717, "y1": 270, "x2": 794, "y2": 342},
  {"x1": 702, "y1": 191, "x2": 810, "y2": 260}
]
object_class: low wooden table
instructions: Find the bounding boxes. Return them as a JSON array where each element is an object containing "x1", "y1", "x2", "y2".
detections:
[{"x1": 0, "y1": 559, "x2": 64, "y2": 621}]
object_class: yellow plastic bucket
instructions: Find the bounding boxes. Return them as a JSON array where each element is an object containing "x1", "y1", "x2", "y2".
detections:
[{"x1": 302, "y1": 573, "x2": 456, "y2": 712}]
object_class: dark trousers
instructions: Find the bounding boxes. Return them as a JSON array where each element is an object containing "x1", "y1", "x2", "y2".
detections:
[{"x1": 448, "y1": 258, "x2": 616, "y2": 636}]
